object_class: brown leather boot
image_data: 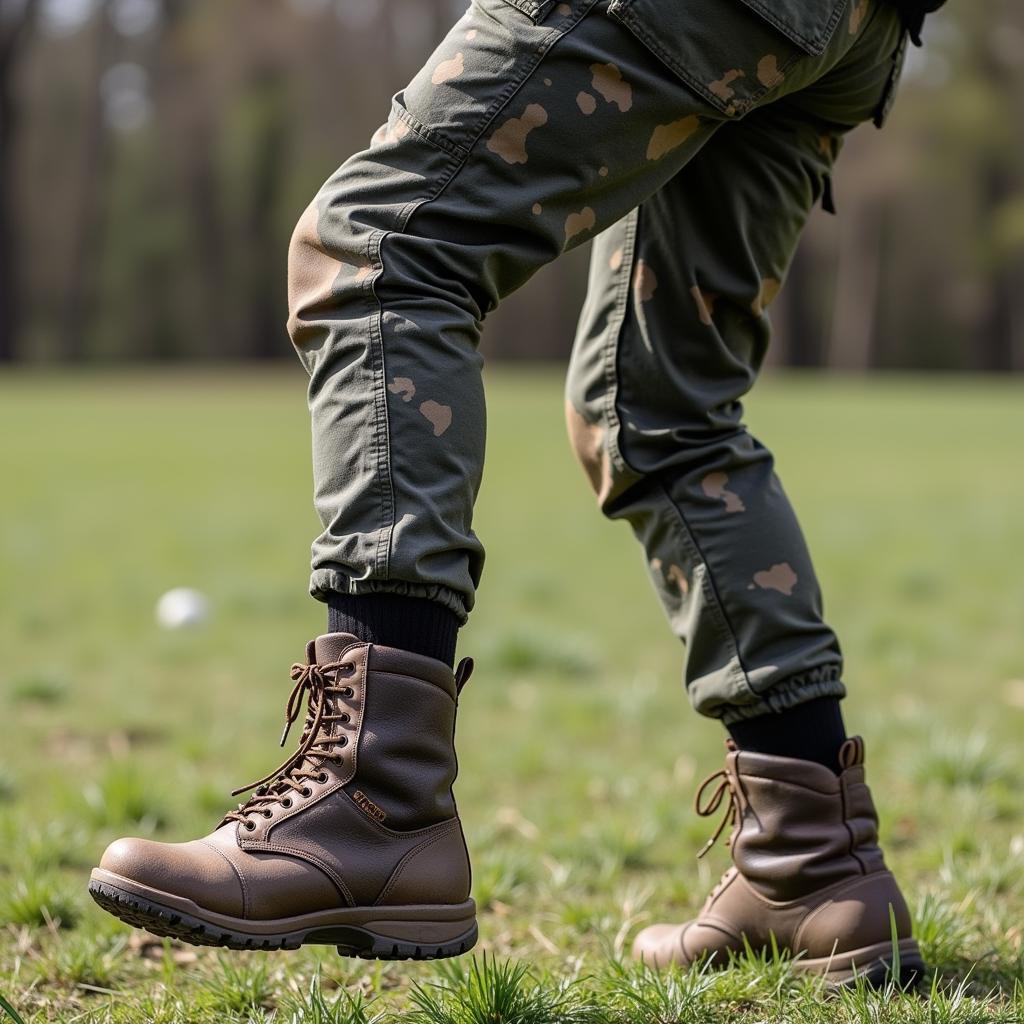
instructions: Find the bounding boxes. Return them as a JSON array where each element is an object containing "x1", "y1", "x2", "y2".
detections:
[
  {"x1": 633, "y1": 738, "x2": 924, "y2": 986},
  {"x1": 89, "y1": 633, "x2": 477, "y2": 960}
]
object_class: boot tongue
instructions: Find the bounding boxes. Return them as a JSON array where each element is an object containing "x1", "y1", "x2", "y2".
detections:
[{"x1": 314, "y1": 632, "x2": 362, "y2": 664}]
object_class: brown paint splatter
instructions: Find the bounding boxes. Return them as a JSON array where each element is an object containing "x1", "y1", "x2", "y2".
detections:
[
  {"x1": 487, "y1": 103, "x2": 548, "y2": 165},
  {"x1": 701, "y1": 471, "x2": 746, "y2": 513},
  {"x1": 388, "y1": 377, "x2": 416, "y2": 402},
  {"x1": 598, "y1": 165, "x2": 609, "y2": 177},
  {"x1": 564, "y1": 206, "x2": 596, "y2": 244},
  {"x1": 544, "y1": 77, "x2": 552, "y2": 87},
  {"x1": 634, "y1": 260, "x2": 658, "y2": 302},
  {"x1": 752, "y1": 277, "x2": 781, "y2": 315},
  {"x1": 590, "y1": 62, "x2": 633, "y2": 112},
  {"x1": 850, "y1": 0, "x2": 870, "y2": 33},
  {"x1": 647, "y1": 115, "x2": 700, "y2": 160},
  {"x1": 752, "y1": 562, "x2": 798, "y2": 596},
  {"x1": 690, "y1": 285, "x2": 717, "y2": 326},
  {"x1": 666, "y1": 564, "x2": 690, "y2": 597},
  {"x1": 371, "y1": 118, "x2": 411, "y2": 147},
  {"x1": 532, "y1": 202, "x2": 543, "y2": 215},
  {"x1": 565, "y1": 400, "x2": 613, "y2": 502},
  {"x1": 576, "y1": 91, "x2": 597, "y2": 115},
  {"x1": 709, "y1": 69, "x2": 745, "y2": 102},
  {"x1": 419, "y1": 400, "x2": 453, "y2": 437},
  {"x1": 756, "y1": 54, "x2": 784, "y2": 88},
  {"x1": 287, "y1": 200, "x2": 343, "y2": 346},
  {"x1": 431, "y1": 52, "x2": 465, "y2": 86},
  {"x1": 608, "y1": 247, "x2": 624, "y2": 272},
  {"x1": 556, "y1": 2, "x2": 572, "y2": 13},
  {"x1": 466, "y1": 28, "x2": 478, "y2": 40}
]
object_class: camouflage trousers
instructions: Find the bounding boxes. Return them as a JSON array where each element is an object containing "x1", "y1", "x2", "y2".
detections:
[{"x1": 287, "y1": 0, "x2": 907, "y2": 722}]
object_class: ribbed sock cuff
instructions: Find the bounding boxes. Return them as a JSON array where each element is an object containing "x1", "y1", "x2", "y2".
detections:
[
  {"x1": 726, "y1": 697, "x2": 848, "y2": 774},
  {"x1": 326, "y1": 592, "x2": 459, "y2": 668}
]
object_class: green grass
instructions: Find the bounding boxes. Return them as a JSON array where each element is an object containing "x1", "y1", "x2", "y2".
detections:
[{"x1": 1, "y1": 368, "x2": 1024, "y2": 1022}]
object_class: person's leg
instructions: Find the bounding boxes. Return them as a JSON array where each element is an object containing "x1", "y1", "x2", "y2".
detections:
[
  {"x1": 285, "y1": 0, "x2": 867, "y2": 651},
  {"x1": 567, "y1": 1, "x2": 921, "y2": 982},
  {"x1": 94, "y1": 0, "x2": 842, "y2": 956}
]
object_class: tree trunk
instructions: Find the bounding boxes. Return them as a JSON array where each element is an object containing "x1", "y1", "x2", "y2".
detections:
[
  {"x1": 60, "y1": 0, "x2": 116, "y2": 361},
  {"x1": 0, "y1": 0, "x2": 39, "y2": 362}
]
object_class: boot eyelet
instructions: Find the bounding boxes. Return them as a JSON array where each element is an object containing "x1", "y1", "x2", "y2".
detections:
[
  {"x1": 301, "y1": 786, "x2": 312, "y2": 797},
  {"x1": 338, "y1": 736, "x2": 348, "y2": 748},
  {"x1": 317, "y1": 771, "x2": 328, "y2": 783},
  {"x1": 341, "y1": 687, "x2": 354, "y2": 698},
  {"x1": 244, "y1": 820, "x2": 256, "y2": 831},
  {"x1": 341, "y1": 713, "x2": 350, "y2": 723},
  {"x1": 262, "y1": 809, "x2": 273, "y2": 818},
  {"x1": 281, "y1": 798, "x2": 292, "y2": 808}
]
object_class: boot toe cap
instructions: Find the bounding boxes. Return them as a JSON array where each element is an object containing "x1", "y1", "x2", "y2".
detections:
[
  {"x1": 99, "y1": 836, "x2": 244, "y2": 917},
  {"x1": 632, "y1": 923, "x2": 690, "y2": 968}
]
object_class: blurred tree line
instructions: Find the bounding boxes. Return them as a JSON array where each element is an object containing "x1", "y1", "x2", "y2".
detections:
[{"x1": 1, "y1": 0, "x2": 1022, "y2": 368}]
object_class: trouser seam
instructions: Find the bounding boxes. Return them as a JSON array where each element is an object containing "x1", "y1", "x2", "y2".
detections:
[
  {"x1": 371, "y1": 7, "x2": 597, "y2": 583},
  {"x1": 603, "y1": 204, "x2": 752, "y2": 703}
]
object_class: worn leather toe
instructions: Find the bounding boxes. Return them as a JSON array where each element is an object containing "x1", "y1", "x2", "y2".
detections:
[
  {"x1": 632, "y1": 922, "x2": 690, "y2": 967},
  {"x1": 100, "y1": 836, "x2": 244, "y2": 917}
]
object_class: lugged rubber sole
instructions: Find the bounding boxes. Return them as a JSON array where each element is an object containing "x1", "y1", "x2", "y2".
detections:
[
  {"x1": 795, "y1": 937, "x2": 925, "y2": 989},
  {"x1": 88, "y1": 870, "x2": 477, "y2": 961}
]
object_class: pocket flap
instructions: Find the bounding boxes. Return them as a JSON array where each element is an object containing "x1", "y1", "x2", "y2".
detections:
[
  {"x1": 736, "y1": 0, "x2": 849, "y2": 56},
  {"x1": 498, "y1": 0, "x2": 557, "y2": 21}
]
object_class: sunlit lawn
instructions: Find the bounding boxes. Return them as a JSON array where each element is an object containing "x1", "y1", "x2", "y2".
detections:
[{"x1": 2, "y1": 368, "x2": 1023, "y2": 1022}]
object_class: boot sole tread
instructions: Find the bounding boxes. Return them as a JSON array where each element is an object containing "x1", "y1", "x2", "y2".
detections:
[{"x1": 88, "y1": 878, "x2": 477, "y2": 961}]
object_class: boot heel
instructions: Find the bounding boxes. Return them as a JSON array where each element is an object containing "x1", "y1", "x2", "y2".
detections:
[{"x1": 801, "y1": 937, "x2": 926, "y2": 988}]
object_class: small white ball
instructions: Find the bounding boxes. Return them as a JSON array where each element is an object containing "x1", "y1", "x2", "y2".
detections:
[{"x1": 156, "y1": 588, "x2": 211, "y2": 629}]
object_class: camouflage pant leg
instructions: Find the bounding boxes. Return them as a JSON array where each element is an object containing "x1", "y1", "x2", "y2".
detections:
[
  {"x1": 286, "y1": 0, "x2": 905, "y2": 697},
  {"x1": 567, "y1": 7, "x2": 906, "y2": 721}
]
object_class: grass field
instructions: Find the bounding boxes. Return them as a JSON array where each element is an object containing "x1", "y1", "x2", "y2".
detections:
[{"x1": 2, "y1": 368, "x2": 1024, "y2": 1023}]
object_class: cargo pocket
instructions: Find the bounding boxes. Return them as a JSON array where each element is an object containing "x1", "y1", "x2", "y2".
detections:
[
  {"x1": 498, "y1": 0, "x2": 559, "y2": 20},
  {"x1": 607, "y1": 0, "x2": 847, "y2": 117}
]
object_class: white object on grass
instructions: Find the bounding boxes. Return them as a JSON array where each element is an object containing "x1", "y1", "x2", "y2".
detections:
[{"x1": 156, "y1": 588, "x2": 211, "y2": 629}]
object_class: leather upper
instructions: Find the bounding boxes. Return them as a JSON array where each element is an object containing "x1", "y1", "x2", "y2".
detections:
[{"x1": 99, "y1": 634, "x2": 472, "y2": 919}]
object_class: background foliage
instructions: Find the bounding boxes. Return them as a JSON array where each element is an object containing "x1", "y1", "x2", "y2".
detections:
[{"x1": 1, "y1": 0, "x2": 1023, "y2": 368}]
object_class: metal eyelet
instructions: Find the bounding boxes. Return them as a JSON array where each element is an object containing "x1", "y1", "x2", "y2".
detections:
[
  {"x1": 338, "y1": 736, "x2": 348, "y2": 748},
  {"x1": 301, "y1": 786, "x2": 312, "y2": 797},
  {"x1": 341, "y1": 713, "x2": 350, "y2": 723},
  {"x1": 317, "y1": 771, "x2": 328, "y2": 783},
  {"x1": 262, "y1": 809, "x2": 273, "y2": 818},
  {"x1": 244, "y1": 820, "x2": 256, "y2": 831},
  {"x1": 281, "y1": 798, "x2": 292, "y2": 808},
  {"x1": 341, "y1": 686, "x2": 354, "y2": 698}
]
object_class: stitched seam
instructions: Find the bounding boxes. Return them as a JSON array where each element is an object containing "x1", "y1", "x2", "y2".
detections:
[
  {"x1": 793, "y1": 872, "x2": 894, "y2": 948},
  {"x1": 601, "y1": 211, "x2": 637, "y2": 476},
  {"x1": 842, "y1": 775, "x2": 869, "y2": 875},
  {"x1": 200, "y1": 839, "x2": 249, "y2": 919},
  {"x1": 374, "y1": 8, "x2": 596, "y2": 578},
  {"x1": 374, "y1": 823, "x2": 458, "y2": 906},
  {"x1": 602, "y1": 208, "x2": 748, "y2": 696},
  {"x1": 241, "y1": 841, "x2": 355, "y2": 906}
]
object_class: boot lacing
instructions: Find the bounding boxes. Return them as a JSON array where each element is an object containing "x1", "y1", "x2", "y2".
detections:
[
  {"x1": 694, "y1": 768, "x2": 741, "y2": 860},
  {"x1": 223, "y1": 660, "x2": 354, "y2": 829}
]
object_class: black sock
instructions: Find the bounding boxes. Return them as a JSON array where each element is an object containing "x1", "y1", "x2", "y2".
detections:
[
  {"x1": 726, "y1": 698, "x2": 848, "y2": 774},
  {"x1": 326, "y1": 593, "x2": 459, "y2": 667}
]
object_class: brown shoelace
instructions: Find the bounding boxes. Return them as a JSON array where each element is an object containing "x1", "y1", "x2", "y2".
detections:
[
  {"x1": 694, "y1": 767, "x2": 742, "y2": 859},
  {"x1": 223, "y1": 660, "x2": 354, "y2": 829}
]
